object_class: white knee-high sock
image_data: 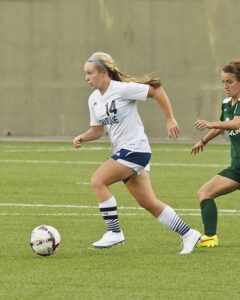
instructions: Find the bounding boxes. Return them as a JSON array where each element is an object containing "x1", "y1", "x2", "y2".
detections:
[
  {"x1": 99, "y1": 196, "x2": 121, "y2": 233},
  {"x1": 157, "y1": 205, "x2": 190, "y2": 236}
]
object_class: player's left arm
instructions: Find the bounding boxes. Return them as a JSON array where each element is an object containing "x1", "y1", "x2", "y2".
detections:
[
  {"x1": 148, "y1": 86, "x2": 180, "y2": 140},
  {"x1": 194, "y1": 115, "x2": 240, "y2": 131}
]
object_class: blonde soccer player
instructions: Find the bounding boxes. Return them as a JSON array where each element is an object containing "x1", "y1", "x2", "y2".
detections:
[{"x1": 74, "y1": 52, "x2": 200, "y2": 254}]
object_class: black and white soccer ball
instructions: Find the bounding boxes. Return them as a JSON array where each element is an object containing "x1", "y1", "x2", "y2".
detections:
[{"x1": 30, "y1": 225, "x2": 61, "y2": 256}]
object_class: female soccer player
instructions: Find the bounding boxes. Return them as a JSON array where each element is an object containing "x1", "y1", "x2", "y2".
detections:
[
  {"x1": 192, "y1": 60, "x2": 240, "y2": 248},
  {"x1": 74, "y1": 52, "x2": 200, "y2": 254}
]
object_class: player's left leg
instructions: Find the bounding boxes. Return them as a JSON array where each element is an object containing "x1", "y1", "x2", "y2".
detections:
[
  {"x1": 126, "y1": 171, "x2": 200, "y2": 254},
  {"x1": 196, "y1": 174, "x2": 240, "y2": 248}
]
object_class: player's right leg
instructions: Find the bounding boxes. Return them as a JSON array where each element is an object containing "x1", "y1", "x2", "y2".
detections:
[{"x1": 91, "y1": 158, "x2": 135, "y2": 248}]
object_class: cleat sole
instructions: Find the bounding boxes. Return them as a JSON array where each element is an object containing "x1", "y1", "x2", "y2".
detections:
[
  {"x1": 92, "y1": 240, "x2": 125, "y2": 249},
  {"x1": 197, "y1": 243, "x2": 218, "y2": 248}
]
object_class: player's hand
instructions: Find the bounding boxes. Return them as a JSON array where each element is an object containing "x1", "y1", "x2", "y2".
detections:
[
  {"x1": 166, "y1": 118, "x2": 180, "y2": 140},
  {"x1": 194, "y1": 119, "x2": 212, "y2": 131},
  {"x1": 73, "y1": 135, "x2": 83, "y2": 148},
  {"x1": 191, "y1": 140, "x2": 204, "y2": 155}
]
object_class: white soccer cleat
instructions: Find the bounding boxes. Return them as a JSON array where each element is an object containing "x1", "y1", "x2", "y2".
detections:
[
  {"x1": 179, "y1": 229, "x2": 201, "y2": 255},
  {"x1": 92, "y1": 231, "x2": 125, "y2": 248}
]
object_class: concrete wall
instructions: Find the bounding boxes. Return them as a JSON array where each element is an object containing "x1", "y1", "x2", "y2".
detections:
[{"x1": 1, "y1": 0, "x2": 240, "y2": 139}]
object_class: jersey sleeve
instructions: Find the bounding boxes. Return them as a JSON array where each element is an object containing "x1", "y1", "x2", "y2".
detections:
[
  {"x1": 88, "y1": 96, "x2": 101, "y2": 126},
  {"x1": 234, "y1": 101, "x2": 240, "y2": 116},
  {"x1": 120, "y1": 82, "x2": 149, "y2": 101},
  {"x1": 220, "y1": 103, "x2": 224, "y2": 121}
]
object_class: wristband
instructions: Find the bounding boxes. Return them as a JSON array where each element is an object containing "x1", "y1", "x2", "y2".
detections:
[{"x1": 201, "y1": 138, "x2": 208, "y2": 145}]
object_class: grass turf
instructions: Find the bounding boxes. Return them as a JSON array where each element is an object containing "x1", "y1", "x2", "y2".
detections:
[{"x1": 1, "y1": 140, "x2": 240, "y2": 299}]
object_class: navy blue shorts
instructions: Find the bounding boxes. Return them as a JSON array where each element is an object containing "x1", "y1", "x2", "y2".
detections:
[{"x1": 111, "y1": 148, "x2": 151, "y2": 183}]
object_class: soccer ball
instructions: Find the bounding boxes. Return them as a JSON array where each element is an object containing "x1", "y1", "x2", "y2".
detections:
[{"x1": 30, "y1": 225, "x2": 61, "y2": 256}]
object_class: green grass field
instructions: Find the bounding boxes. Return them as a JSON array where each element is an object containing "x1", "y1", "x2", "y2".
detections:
[{"x1": 1, "y1": 140, "x2": 240, "y2": 299}]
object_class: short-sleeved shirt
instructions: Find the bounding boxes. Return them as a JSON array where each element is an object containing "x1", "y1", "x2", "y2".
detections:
[
  {"x1": 220, "y1": 97, "x2": 240, "y2": 169},
  {"x1": 88, "y1": 80, "x2": 151, "y2": 153}
]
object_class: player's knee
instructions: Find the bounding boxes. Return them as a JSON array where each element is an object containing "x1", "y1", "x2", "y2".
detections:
[
  {"x1": 136, "y1": 198, "x2": 148, "y2": 209},
  {"x1": 196, "y1": 188, "x2": 202, "y2": 202},
  {"x1": 136, "y1": 197, "x2": 158, "y2": 213},
  {"x1": 90, "y1": 175, "x2": 103, "y2": 192},
  {"x1": 196, "y1": 187, "x2": 209, "y2": 202}
]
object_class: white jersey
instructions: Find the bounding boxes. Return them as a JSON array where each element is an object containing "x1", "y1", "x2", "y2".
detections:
[{"x1": 88, "y1": 80, "x2": 151, "y2": 153}]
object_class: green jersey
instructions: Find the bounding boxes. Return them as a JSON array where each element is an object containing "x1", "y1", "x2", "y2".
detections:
[{"x1": 220, "y1": 97, "x2": 240, "y2": 169}]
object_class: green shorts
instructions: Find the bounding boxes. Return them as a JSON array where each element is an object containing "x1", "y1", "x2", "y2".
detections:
[{"x1": 218, "y1": 167, "x2": 240, "y2": 183}]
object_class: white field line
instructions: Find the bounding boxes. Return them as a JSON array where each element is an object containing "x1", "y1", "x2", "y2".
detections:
[
  {"x1": 0, "y1": 159, "x2": 227, "y2": 168},
  {"x1": 0, "y1": 213, "x2": 148, "y2": 217},
  {"x1": 2, "y1": 202, "x2": 239, "y2": 213},
  {"x1": 1, "y1": 147, "x2": 112, "y2": 153},
  {"x1": 0, "y1": 212, "x2": 239, "y2": 216},
  {"x1": 0, "y1": 203, "x2": 99, "y2": 209},
  {"x1": 0, "y1": 203, "x2": 239, "y2": 216}
]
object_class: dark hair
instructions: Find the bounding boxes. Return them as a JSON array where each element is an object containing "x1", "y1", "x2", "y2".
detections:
[{"x1": 222, "y1": 60, "x2": 240, "y2": 81}]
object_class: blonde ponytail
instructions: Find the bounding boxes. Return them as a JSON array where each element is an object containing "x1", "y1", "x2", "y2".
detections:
[{"x1": 88, "y1": 52, "x2": 162, "y2": 88}]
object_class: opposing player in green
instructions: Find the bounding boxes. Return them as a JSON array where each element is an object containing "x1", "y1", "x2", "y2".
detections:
[{"x1": 191, "y1": 60, "x2": 240, "y2": 247}]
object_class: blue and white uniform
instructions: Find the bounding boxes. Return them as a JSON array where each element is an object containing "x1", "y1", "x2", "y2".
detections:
[{"x1": 88, "y1": 80, "x2": 151, "y2": 174}]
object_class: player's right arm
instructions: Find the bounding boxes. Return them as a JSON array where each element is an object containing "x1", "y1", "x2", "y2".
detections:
[
  {"x1": 191, "y1": 128, "x2": 223, "y2": 155},
  {"x1": 74, "y1": 125, "x2": 104, "y2": 148}
]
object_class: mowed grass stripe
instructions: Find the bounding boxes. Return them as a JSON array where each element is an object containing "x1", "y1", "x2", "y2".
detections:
[
  {"x1": 0, "y1": 159, "x2": 227, "y2": 168},
  {"x1": 0, "y1": 145, "x2": 229, "y2": 153}
]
